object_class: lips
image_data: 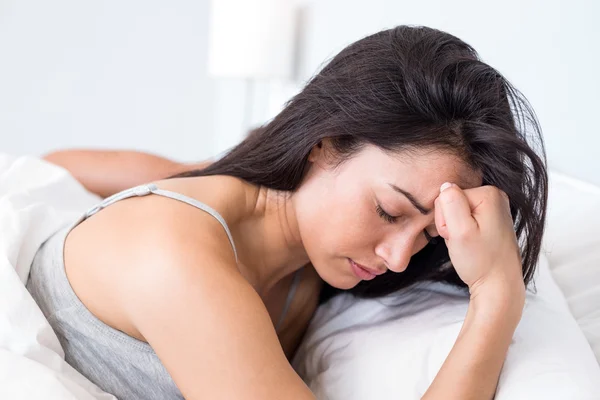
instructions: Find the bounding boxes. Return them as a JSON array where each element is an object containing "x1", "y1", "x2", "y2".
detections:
[{"x1": 350, "y1": 259, "x2": 385, "y2": 276}]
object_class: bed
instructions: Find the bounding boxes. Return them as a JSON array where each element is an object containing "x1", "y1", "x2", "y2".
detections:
[{"x1": 1, "y1": 153, "x2": 599, "y2": 399}]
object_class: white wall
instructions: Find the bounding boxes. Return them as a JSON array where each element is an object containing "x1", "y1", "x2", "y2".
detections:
[
  {"x1": 0, "y1": 0, "x2": 235, "y2": 162},
  {"x1": 295, "y1": 0, "x2": 600, "y2": 185},
  {"x1": 1, "y1": 0, "x2": 599, "y2": 184}
]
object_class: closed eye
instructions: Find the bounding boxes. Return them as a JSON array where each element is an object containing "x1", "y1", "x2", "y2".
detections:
[
  {"x1": 376, "y1": 204, "x2": 396, "y2": 223},
  {"x1": 377, "y1": 204, "x2": 437, "y2": 243}
]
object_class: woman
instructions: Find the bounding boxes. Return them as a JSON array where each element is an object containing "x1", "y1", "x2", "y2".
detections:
[{"x1": 30, "y1": 25, "x2": 547, "y2": 399}]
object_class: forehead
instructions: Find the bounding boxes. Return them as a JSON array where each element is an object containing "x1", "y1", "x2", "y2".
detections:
[{"x1": 347, "y1": 145, "x2": 482, "y2": 192}]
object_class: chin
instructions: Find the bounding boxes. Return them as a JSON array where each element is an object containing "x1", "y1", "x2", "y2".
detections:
[
  {"x1": 316, "y1": 262, "x2": 361, "y2": 291},
  {"x1": 340, "y1": 280, "x2": 361, "y2": 290},
  {"x1": 321, "y1": 278, "x2": 357, "y2": 291},
  {"x1": 332, "y1": 276, "x2": 363, "y2": 292}
]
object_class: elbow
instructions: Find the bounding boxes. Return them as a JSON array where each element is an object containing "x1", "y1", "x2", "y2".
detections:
[{"x1": 42, "y1": 150, "x2": 66, "y2": 165}]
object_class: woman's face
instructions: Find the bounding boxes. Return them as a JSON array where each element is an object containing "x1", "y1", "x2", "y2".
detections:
[{"x1": 293, "y1": 142, "x2": 482, "y2": 289}]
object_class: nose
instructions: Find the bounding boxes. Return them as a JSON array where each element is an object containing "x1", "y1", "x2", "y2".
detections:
[{"x1": 374, "y1": 234, "x2": 414, "y2": 273}]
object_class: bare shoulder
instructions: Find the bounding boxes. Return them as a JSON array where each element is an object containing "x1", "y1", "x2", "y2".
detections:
[
  {"x1": 119, "y1": 221, "x2": 314, "y2": 399},
  {"x1": 63, "y1": 175, "x2": 255, "y2": 340},
  {"x1": 153, "y1": 174, "x2": 258, "y2": 223},
  {"x1": 62, "y1": 177, "x2": 247, "y2": 336},
  {"x1": 64, "y1": 176, "x2": 317, "y2": 397}
]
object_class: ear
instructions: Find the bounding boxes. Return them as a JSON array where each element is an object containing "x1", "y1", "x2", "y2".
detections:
[{"x1": 307, "y1": 139, "x2": 329, "y2": 163}]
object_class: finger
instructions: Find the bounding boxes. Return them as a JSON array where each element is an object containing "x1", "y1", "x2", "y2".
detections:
[
  {"x1": 434, "y1": 196, "x2": 448, "y2": 240},
  {"x1": 437, "y1": 182, "x2": 477, "y2": 240}
]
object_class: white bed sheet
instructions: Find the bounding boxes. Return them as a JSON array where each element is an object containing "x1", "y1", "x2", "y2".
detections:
[{"x1": 0, "y1": 154, "x2": 113, "y2": 399}]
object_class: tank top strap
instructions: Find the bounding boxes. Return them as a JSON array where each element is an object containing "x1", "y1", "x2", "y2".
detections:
[{"x1": 83, "y1": 183, "x2": 238, "y2": 262}]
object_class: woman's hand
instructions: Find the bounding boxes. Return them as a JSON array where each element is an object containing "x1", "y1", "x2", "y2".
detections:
[
  {"x1": 421, "y1": 182, "x2": 526, "y2": 400},
  {"x1": 434, "y1": 183, "x2": 525, "y2": 311}
]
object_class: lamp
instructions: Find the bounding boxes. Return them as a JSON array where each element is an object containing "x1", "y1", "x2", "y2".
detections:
[{"x1": 208, "y1": 0, "x2": 297, "y2": 134}]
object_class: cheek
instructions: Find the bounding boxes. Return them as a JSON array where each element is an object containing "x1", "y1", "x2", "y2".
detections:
[{"x1": 296, "y1": 183, "x2": 377, "y2": 258}]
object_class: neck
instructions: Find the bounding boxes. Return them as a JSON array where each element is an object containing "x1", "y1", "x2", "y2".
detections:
[{"x1": 234, "y1": 186, "x2": 310, "y2": 298}]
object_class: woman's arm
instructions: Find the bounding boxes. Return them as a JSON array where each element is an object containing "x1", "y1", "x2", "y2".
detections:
[
  {"x1": 422, "y1": 280, "x2": 523, "y2": 400},
  {"x1": 120, "y1": 212, "x2": 316, "y2": 400},
  {"x1": 43, "y1": 149, "x2": 211, "y2": 198},
  {"x1": 422, "y1": 183, "x2": 526, "y2": 399}
]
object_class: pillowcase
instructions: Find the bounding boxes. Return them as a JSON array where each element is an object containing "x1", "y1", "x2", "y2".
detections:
[
  {"x1": 542, "y1": 171, "x2": 600, "y2": 362},
  {"x1": 292, "y1": 252, "x2": 600, "y2": 399}
]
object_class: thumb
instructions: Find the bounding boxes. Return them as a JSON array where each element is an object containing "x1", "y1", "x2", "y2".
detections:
[{"x1": 435, "y1": 183, "x2": 477, "y2": 241}]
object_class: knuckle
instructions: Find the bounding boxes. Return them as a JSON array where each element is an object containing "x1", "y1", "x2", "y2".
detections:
[
  {"x1": 496, "y1": 188, "x2": 509, "y2": 200},
  {"x1": 482, "y1": 185, "x2": 497, "y2": 196},
  {"x1": 485, "y1": 186, "x2": 509, "y2": 202},
  {"x1": 497, "y1": 190, "x2": 510, "y2": 206}
]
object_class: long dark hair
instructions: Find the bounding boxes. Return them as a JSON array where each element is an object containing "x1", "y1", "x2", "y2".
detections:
[{"x1": 171, "y1": 25, "x2": 547, "y2": 305}]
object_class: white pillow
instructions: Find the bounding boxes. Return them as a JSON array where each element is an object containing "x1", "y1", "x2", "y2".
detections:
[
  {"x1": 292, "y1": 253, "x2": 600, "y2": 399},
  {"x1": 543, "y1": 171, "x2": 600, "y2": 362}
]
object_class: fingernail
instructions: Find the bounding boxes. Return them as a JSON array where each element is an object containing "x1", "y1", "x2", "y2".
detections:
[{"x1": 440, "y1": 182, "x2": 452, "y2": 192}]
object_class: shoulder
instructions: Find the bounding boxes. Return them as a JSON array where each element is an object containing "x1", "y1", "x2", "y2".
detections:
[
  {"x1": 117, "y1": 213, "x2": 314, "y2": 398},
  {"x1": 69, "y1": 175, "x2": 252, "y2": 305},
  {"x1": 121, "y1": 177, "x2": 248, "y2": 276},
  {"x1": 125, "y1": 222, "x2": 243, "y2": 305},
  {"x1": 152, "y1": 175, "x2": 259, "y2": 223},
  {"x1": 115, "y1": 175, "x2": 255, "y2": 264}
]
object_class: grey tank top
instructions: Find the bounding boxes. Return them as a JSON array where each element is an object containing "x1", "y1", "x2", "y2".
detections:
[{"x1": 26, "y1": 183, "x2": 304, "y2": 400}]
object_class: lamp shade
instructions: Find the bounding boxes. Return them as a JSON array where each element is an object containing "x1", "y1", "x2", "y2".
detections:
[{"x1": 207, "y1": 0, "x2": 296, "y2": 79}]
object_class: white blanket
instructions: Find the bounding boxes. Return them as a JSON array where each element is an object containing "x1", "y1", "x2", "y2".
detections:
[{"x1": 0, "y1": 154, "x2": 114, "y2": 399}]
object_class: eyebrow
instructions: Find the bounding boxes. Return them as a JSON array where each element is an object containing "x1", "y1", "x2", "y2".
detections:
[{"x1": 388, "y1": 183, "x2": 432, "y2": 215}]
